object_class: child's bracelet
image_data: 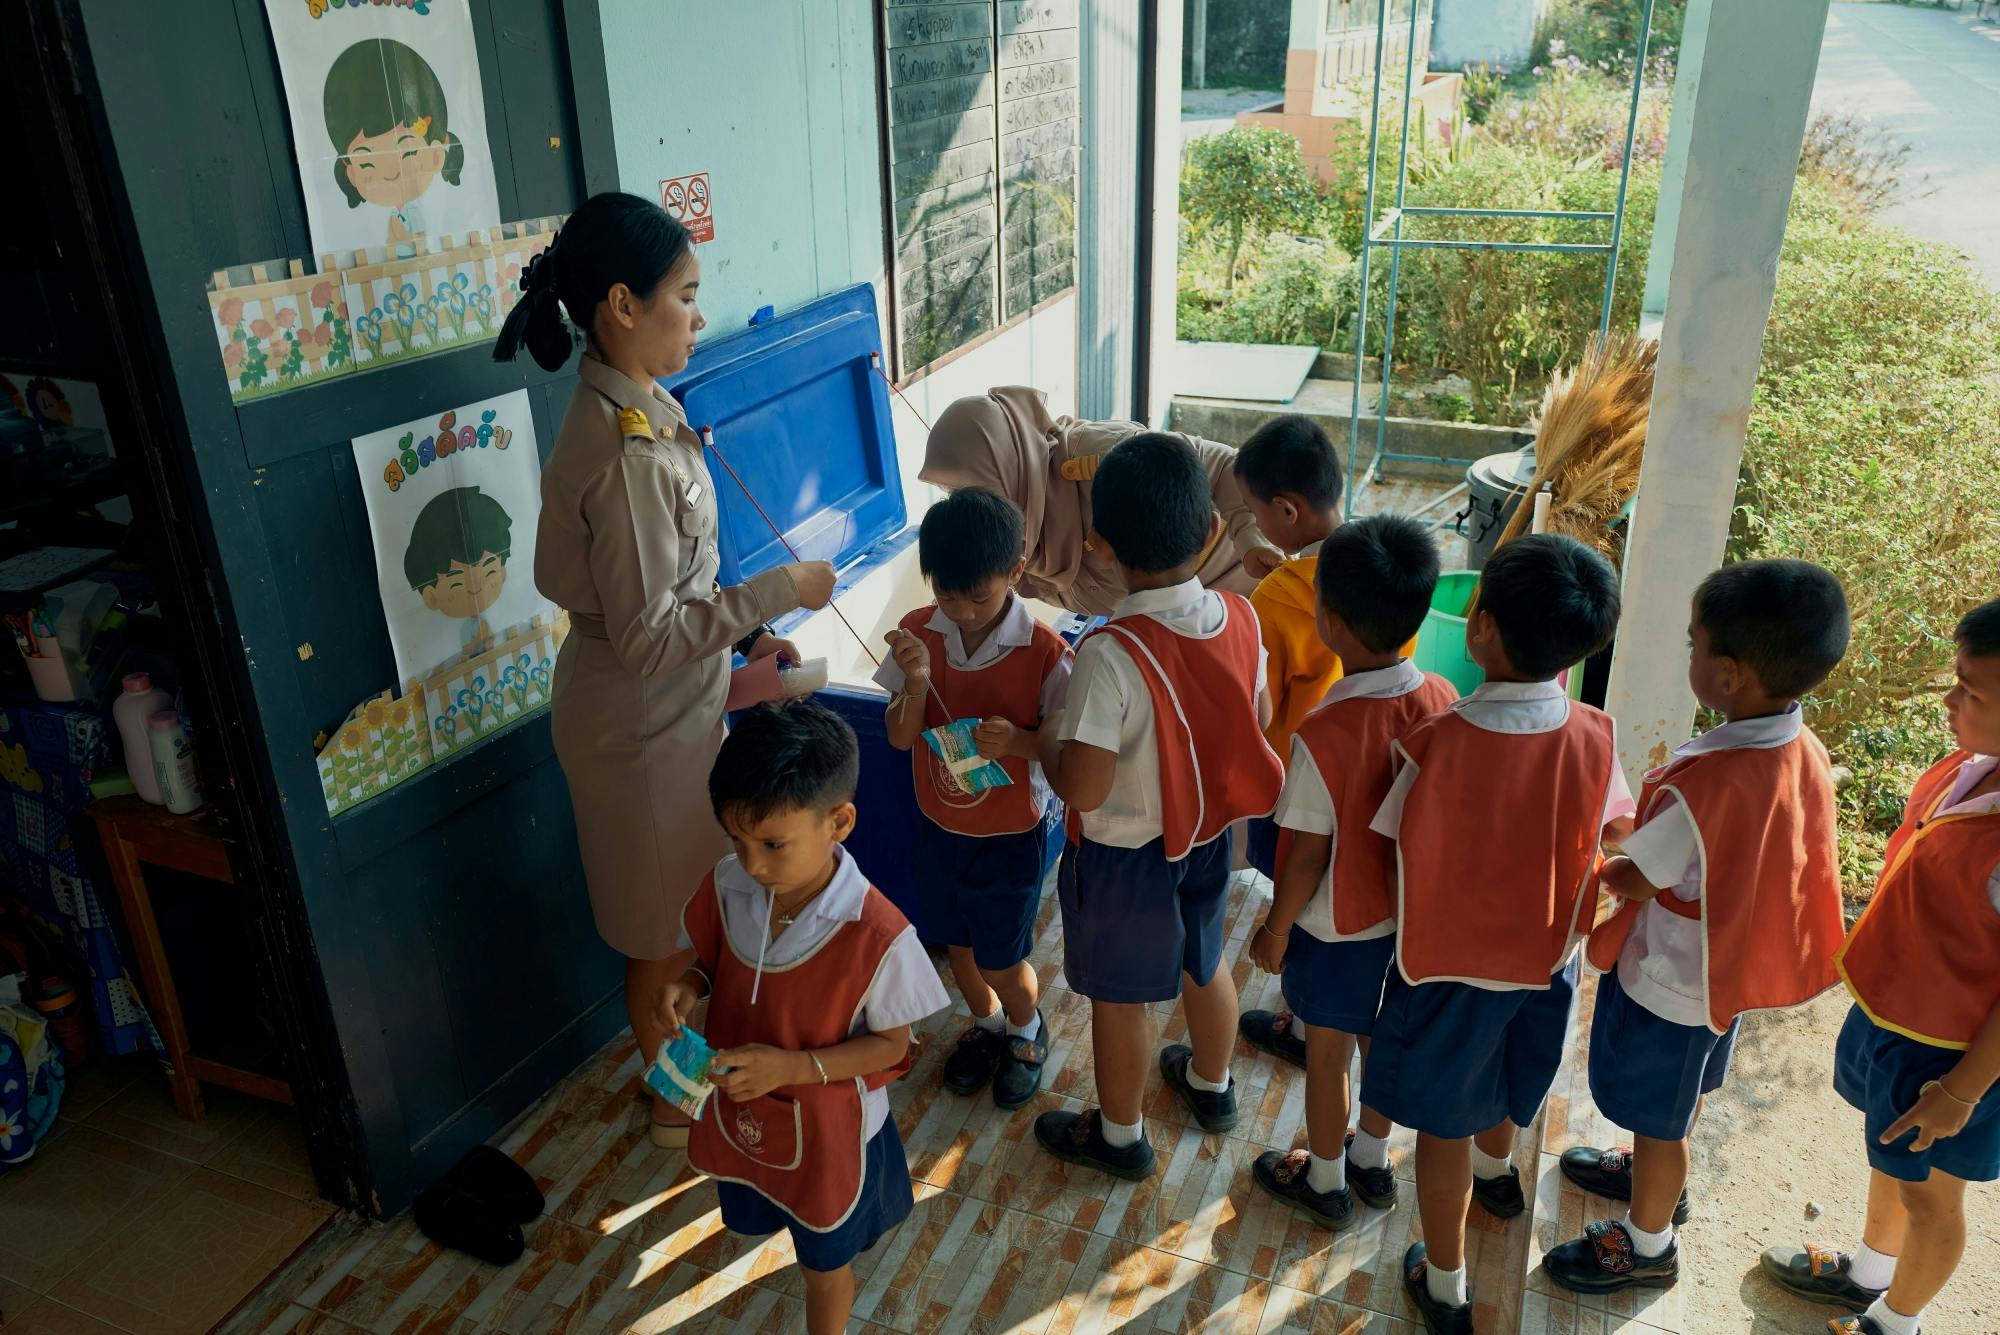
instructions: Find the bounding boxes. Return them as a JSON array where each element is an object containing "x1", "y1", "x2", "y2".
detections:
[
  {"x1": 687, "y1": 967, "x2": 712, "y2": 999},
  {"x1": 1926, "y1": 1077, "x2": 1979, "y2": 1109},
  {"x1": 808, "y1": 1050, "x2": 830, "y2": 1085},
  {"x1": 1257, "y1": 922, "x2": 1289, "y2": 941}
]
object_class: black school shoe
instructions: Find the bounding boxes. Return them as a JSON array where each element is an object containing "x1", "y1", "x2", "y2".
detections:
[
  {"x1": 1472, "y1": 1165, "x2": 1526, "y2": 1219},
  {"x1": 1158, "y1": 1044, "x2": 1241, "y2": 1133},
  {"x1": 1542, "y1": 1219, "x2": 1680, "y2": 1294},
  {"x1": 942, "y1": 1023, "x2": 1008, "y2": 1095},
  {"x1": 1343, "y1": 1130, "x2": 1398, "y2": 1210},
  {"x1": 1559, "y1": 1144, "x2": 1693, "y2": 1224},
  {"x1": 413, "y1": 1182, "x2": 525, "y2": 1266},
  {"x1": 1033, "y1": 1108, "x2": 1157, "y2": 1181},
  {"x1": 992, "y1": 1011, "x2": 1049, "y2": 1110},
  {"x1": 1252, "y1": 1148, "x2": 1355, "y2": 1230},
  {"x1": 1237, "y1": 1008, "x2": 1307, "y2": 1067},
  {"x1": 1758, "y1": 1243, "x2": 1886, "y2": 1312},
  {"x1": 1402, "y1": 1241, "x2": 1475, "y2": 1335}
]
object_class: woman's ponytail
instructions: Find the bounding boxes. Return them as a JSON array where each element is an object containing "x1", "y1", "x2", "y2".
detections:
[{"x1": 492, "y1": 192, "x2": 691, "y2": 373}]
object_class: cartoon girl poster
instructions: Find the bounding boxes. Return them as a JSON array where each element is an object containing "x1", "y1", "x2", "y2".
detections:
[
  {"x1": 265, "y1": 0, "x2": 501, "y2": 261},
  {"x1": 350, "y1": 390, "x2": 554, "y2": 686}
]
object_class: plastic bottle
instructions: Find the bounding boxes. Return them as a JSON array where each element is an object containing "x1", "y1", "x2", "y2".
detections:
[
  {"x1": 147, "y1": 710, "x2": 203, "y2": 814},
  {"x1": 113, "y1": 672, "x2": 172, "y2": 803}
]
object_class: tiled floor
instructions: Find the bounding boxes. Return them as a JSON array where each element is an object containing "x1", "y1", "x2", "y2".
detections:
[
  {"x1": 222, "y1": 866, "x2": 1550, "y2": 1335},
  {"x1": 0, "y1": 1056, "x2": 334, "y2": 1334}
]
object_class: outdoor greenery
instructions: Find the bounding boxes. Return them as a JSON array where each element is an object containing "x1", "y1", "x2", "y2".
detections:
[{"x1": 1175, "y1": 7, "x2": 1997, "y2": 890}]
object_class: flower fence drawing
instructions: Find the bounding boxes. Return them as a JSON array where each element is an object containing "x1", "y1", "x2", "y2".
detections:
[
  {"x1": 208, "y1": 258, "x2": 355, "y2": 401},
  {"x1": 208, "y1": 216, "x2": 563, "y2": 404},
  {"x1": 317, "y1": 690, "x2": 434, "y2": 817},
  {"x1": 421, "y1": 613, "x2": 567, "y2": 759}
]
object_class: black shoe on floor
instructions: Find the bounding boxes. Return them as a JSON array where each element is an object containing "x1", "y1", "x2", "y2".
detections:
[
  {"x1": 1758, "y1": 1243, "x2": 1886, "y2": 1312},
  {"x1": 440, "y1": 1144, "x2": 544, "y2": 1223},
  {"x1": 1542, "y1": 1219, "x2": 1680, "y2": 1294},
  {"x1": 1558, "y1": 1144, "x2": 1692, "y2": 1224},
  {"x1": 1251, "y1": 1149, "x2": 1355, "y2": 1230},
  {"x1": 1472, "y1": 1165, "x2": 1526, "y2": 1219},
  {"x1": 992, "y1": 1011, "x2": 1049, "y2": 1110},
  {"x1": 413, "y1": 1181, "x2": 525, "y2": 1266},
  {"x1": 942, "y1": 1023, "x2": 1007, "y2": 1095},
  {"x1": 1827, "y1": 1317, "x2": 1898, "y2": 1335},
  {"x1": 1237, "y1": 1008, "x2": 1307, "y2": 1068},
  {"x1": 1343, "y1": 1130, "x2": 1398, "y2": 1210},
  {"x1": 1158, "y1": 1044, "x2": 1241, "y2": 1133},
  {"x1": 1032, "y1": 1108, "x2": 1157, "y2": 1181},
  {"x1": 1402, "y1": 1241, "x2": 1475, "y2": 1335}
]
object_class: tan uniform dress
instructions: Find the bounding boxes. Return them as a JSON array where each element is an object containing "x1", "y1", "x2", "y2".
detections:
[{"x1": 536, "y1": 357, "x2": 798, "y2": 959}]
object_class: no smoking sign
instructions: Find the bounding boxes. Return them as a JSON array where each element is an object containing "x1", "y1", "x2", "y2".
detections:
[{"x1": 660, "y1": 172, "x2": 715, "y2": 244}]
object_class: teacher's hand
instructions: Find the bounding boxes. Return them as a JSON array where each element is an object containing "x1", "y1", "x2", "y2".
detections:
[
  {"x1": 783, "y1": 561, "x2": 837, "y2": 610},
  {"x1": 745, "y1": 633, "x2": 798, "y2": 664},
  {"x1": 1240, "y1": 545, "x2": 1283, "y2": 580}
]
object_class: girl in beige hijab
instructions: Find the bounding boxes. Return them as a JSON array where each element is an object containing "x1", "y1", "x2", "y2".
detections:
[{"x1": 919, "y1": 387, "x2": 1281, "y2": 617}]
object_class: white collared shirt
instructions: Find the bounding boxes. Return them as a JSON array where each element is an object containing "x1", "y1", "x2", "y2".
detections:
[
  {"x1": 1933, "y1": 753, "x2": 2000, "y2": 915},
  {"x1": 1272, "y1": 658, "x2": 1428, "y2": 942},
  {"x1": 677, "y1": 848, "x2": 949, "y2": 1137},
  {"x1": 873, "y1": 593, "x2": 1072, "y2": 817},
  {"x1": 1614, "y1": 706, "x2": 1805, "y2": 1026},
  {"x1": 1056, "y1": 578, "x2": 1268, "y2": 848}
]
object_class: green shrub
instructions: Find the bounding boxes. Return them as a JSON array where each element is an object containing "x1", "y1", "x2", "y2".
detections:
[
  {"x1": 1181, "y1": 126, "x2": 1327, "y2": 291},
  {"x1": 1483, "y1": 56, "x2": 1672, "y2": 169},
  {"x1": 1532, "y1": 0, "x2": 1688, "y2": 70},
  {"x1": 1797, "y1": 108, "x2": 1914, "y2": 219},
  {"x1": 1179, "y1": 234, "x2": 1353, "y2": 347}
]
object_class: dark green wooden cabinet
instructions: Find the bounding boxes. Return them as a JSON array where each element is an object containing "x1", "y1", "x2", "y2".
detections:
[{"x1": 63, "y1": 0, "x2": 624, "y2": 1213}]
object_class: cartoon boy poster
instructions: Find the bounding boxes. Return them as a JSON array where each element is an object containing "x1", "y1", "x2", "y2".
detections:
[
  {"x1": 265, "y1": 0, "x2": 501, "y2": 261},
  {"x1": 351, "y1": 390, "x2": 553, "y2": 686}
]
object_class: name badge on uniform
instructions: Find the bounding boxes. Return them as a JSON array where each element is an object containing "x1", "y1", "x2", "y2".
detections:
[{"x1": 670, "y1": 461, "x2": 703, "y2": 506}]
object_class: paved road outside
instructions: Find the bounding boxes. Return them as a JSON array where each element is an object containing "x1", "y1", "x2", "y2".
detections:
[{"x1": 1812, "y1": 2, "x2": 2000, "y2": 288}]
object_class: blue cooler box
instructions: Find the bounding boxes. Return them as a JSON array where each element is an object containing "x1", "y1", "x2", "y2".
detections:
[{"x1": 678, "y1": 285, "x2": 1071, "y2": 938}]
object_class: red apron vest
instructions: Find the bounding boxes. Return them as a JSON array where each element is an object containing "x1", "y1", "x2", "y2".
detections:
[
  {"x1": 1836, "y1": 751, "x2": 2000, "y2": 1050},
  {"x1": 684, "y1": 867, "x2": 914, "y2": 1230},
  {"x1": 1395, "y1": 704, "x2": 1618, "y2": 987},
  {"x1": 1585, "y1": 730, "x2": 1844, "y2": 1033},
  {"x1": 1292, "y1": 672, "x2": 1460, "y2": 935},
  {"x1": 902, "y1": 608, "x2": 1068, "y2": 837},
  {"x1": 1067, "y1": 591, "x2": 1284, "y2": 859}
]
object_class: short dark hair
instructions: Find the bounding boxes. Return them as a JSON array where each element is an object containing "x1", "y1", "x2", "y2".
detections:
[
  {"x1": 709, "y1": 700, "x2": 859, "y2": 825},
  {"x1": 1091, "y1": 432, "x2": 1211, "y2": 574},
  {"x1": 919, "y1": 486, "x2": 1024, "y2": 595},
  {"x1": 1475, "y1": 535, "x2": 1621, "y2": 679},
  {"x1": 402, "y1": 486, "x2": 513, "y2": 591},
  {"x1": 1233, "y1": 415, "x2": 1344, "y2": 512},
  {"x1": 1956, "y1": 598, "x2": 2000, "y2": 658},
  {"x1": 1693, "y1": 559, "x2": 1850, "y2": 698},
  {"x1": 1316, "y1": 516, "x2": 1440, "y2": 654}
]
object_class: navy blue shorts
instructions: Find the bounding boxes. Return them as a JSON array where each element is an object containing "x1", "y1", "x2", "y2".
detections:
[
  {"x1": 716, "y1": 1118, "x2": 915, "y2": 1271},
  {"x1": 913, "y1": 816, "x2": 1047, "y2": 971},
  {"x1": 1834, "y1": 1004, "x2": 2000, "y2": 1184},
  {"x1": 1280, "y1": 930, "x2": 1397, "y2": 1036},
  {"x1": 1247, "y1": 815, "x2": 1280, "y2": 880},
  {"x1": 1058, "y1": 830, "x2": 1233, "y2": 1004},
  {"x1": 1586, "y1": 969, "x2": 1740, "y2": 1141},
  {"x1": 1362, "y1": 954, "x2": 1579, "y2": 1139}
]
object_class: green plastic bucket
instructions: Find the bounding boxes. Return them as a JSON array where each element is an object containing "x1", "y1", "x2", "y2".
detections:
[{"x1": 1411, "y1": 569, "x2": 1585, "y2": 700}]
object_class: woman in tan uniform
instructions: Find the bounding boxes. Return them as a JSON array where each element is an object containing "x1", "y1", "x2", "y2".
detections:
[
  {"x1": 918, "y1": 386, "x2": 1282, "y2": 616},
  {"x1": 496, "y1": 193, "x2": 835, "y2": 1145}
]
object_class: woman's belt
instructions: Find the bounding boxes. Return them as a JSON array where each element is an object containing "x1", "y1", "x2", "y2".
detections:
[{"x1": 568, "y1": 612, "x2": 609, "y2": 640}]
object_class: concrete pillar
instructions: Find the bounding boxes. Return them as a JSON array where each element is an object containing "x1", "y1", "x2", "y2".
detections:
[
  {"x1": 1606, "y1": 0, "x2": 1832, "y2": 780},
  {"x1": 1285, "y1": 0, "x2": 1332, "y2": 114}
]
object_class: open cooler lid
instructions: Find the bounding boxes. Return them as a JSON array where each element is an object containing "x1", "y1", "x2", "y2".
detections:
[{"x1": 664, "y1": 283, "x2": 905, "y2": 588}]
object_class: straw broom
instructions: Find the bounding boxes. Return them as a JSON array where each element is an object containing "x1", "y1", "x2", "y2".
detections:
[{"x1": 1489, "y1": 332, "x2": 1658, "y2": 564}]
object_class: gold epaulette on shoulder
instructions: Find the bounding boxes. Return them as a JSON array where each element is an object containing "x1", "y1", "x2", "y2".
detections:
[
  {"x1": 617, "y1": 406, "x2": 652, "y2": 439},
  {"x1": 1059, "y1": 453, "x2": 1098, "y2": 482}
]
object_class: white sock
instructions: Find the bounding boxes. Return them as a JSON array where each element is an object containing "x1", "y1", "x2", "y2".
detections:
[
  {"x1": 1425, "y1": 1260, "x2": 1468, "y2": 1307},
  {"x1": 1099, "y1": 1113, "x2": 1143, "y2": 1148},
  {"x1": 1623, "y1": 1212, "x2": 1674, "y2": 1258},
  {"x1": 1348, "y1": 1126, "x2": 1391, "y2": 1171},
  {"x1": 1307, "y1": 1151, "x2": 1346, "y2": 1194},
  {"x1": 1006, "y1": 1010, "x2": 1041, "y2": 1041},
  {"x1": 1850, "y1": 1242, "x2": 1898, "y2": 1291},
  {"x1": 1288, "y1": 1013, "x2": 1307, "y2": 1041},
  {"x1": 1470, "y1": 1144, "x2": 1512, "y2": 1180},
  {"x1": 1184, "y1": 1063, "x2": 1232, "y2": 1094},
  {"x1": 1864, "y1": 1296, "x2": 1923, "y2": 1335},
  {"x1": 972, "y1": 1006, "x2": 1005, "y2": 1034}
]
